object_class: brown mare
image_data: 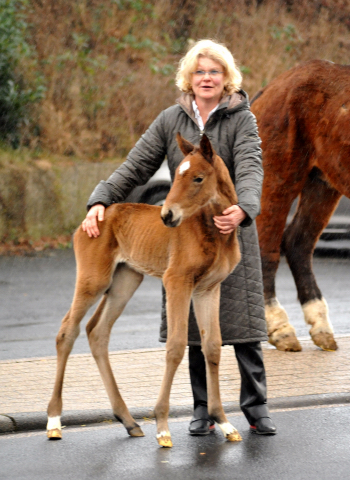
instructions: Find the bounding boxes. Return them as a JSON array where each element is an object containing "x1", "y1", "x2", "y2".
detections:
[
  {"x1": 251, "y1": 59, "x2": 350, "y2": 352},
  {"x1": 46, "y1": 133, "x2": 242, "y2": 447}
]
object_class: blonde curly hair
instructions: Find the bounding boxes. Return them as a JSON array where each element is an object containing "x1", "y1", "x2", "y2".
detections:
[{"x1": 176, "y1": 39, "x2": 242, "y2": 95}]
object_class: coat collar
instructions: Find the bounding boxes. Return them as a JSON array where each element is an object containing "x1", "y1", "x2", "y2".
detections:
[{"x1": 176, "y1": 90, "x2": 247, "y2": 121}]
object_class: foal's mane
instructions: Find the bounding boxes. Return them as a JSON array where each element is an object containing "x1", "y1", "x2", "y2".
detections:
[{"x1": 212, "y1": 151, "x2": 238, "y2": 207}]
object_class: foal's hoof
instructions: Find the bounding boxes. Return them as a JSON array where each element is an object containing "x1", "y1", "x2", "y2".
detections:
[
  {"x1": 312, "y1": 332, "x2": 338, "y2": 351},
  {"x1": 218, "y1": 423, "x2": 242, "y2": 442},
  {"x1": 157, "y1": 431, "x2": 173, "y2": 448},
  {"x1": 226, "y1": 430, "x2": 242, "y2": 442},
  {"x1": 128, "y1": 425, "x2": 145, "y2": 437},
  {"x1": 47, "y1": 428, "x2": 62, "y2": 440}
]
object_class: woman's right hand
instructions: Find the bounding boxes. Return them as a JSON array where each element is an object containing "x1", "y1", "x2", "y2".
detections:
[{"x1": 82, "y1": 204, "x2": 106, "y2": 238}]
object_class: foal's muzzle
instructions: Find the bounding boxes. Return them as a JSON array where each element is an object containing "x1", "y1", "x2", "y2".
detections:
[
  {"x1": 161, "y1": 209, "x2": 180, "y2": 228},
  {"x1": 161, "y1": 207, "x2": 182, "y2": 228}
]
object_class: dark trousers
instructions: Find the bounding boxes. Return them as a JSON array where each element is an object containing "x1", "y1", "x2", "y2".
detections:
[{"x1": 189, "y1": 342, "x2": 270, "y2": 425}]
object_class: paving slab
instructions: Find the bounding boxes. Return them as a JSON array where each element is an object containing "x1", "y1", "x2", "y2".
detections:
[{"x1": 1, "y1": 336, "x2": 349, "y2": 433}]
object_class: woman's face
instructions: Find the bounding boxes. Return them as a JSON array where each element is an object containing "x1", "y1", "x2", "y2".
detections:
[{"x1": 190, "y1": 57, "x2": 225, "y2": 104}]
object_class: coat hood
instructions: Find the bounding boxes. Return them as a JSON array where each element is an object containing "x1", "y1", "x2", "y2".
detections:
[{"x1": 176, "y1": 89, "x2": 249, "y2": 122}]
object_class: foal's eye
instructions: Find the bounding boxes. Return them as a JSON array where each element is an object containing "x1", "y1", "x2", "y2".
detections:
[{"x1": 193, "y1": 177, "x2": 204, "y2": 184}]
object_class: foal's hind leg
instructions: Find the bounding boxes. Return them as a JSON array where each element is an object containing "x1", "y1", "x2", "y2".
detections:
[
  {"x1": 86, "y1": 264, "x2": 145, "y2": 437},
  {"x1": 281, "y1": 171, "x2": 340, "y2": 351},
  {"x1": 47, "y1": 272, "x2": 112, "y2": 439},
  {"x1": 193, "y1": 286, "x2": 241, "y2": 442},
  {"x1": 47, "y1": 229, "x2": 118, "y2": 439}
]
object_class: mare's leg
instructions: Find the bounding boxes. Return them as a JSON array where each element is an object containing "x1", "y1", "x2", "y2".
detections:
[
  {"x1": 154, "y1": 272, "x2": 192, "y2": 448},
  {"x1": 257, "y1": 187, "x2": 303, "y2": 352},
  {"x1": 47, "y1": 248, "x2": 115, "y2": 439},
  {"x1": 281, "y1": 170, "x2": 340, "y2": 351},
  {"x1": 192, "y1": 285, "x2": 241, "y2": 442},
  {"x1": 86, "y1": 263, "x2": 145, "y2": 436}
]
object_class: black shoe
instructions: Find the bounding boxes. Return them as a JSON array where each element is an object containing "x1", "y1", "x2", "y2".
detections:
[
  {"x1": 250, "y1": 417, "x2": 277, "y2": 435},
  {"x1": 189, "y1": 405, "x2": 215, "y2": 436}
]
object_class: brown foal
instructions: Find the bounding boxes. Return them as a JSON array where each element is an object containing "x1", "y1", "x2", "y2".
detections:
[{"x1": 47, "y1": 133, "x2": 242, "y2": 447}]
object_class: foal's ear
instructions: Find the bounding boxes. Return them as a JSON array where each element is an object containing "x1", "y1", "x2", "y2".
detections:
[
  {"x1": 176, "y1": 132, "x2": 195, "y2": 156},
  {"x1": 199, "y1": 134, "x2": 215, "y2": 164}
]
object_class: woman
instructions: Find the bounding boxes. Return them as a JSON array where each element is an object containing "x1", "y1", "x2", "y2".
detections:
[{"x1": 83, "y1": 39, "x2": 276, "y2": 436}]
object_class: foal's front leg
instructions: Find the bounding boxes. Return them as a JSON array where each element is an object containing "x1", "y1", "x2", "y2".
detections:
[
  {"x1": 193, "y1": 285, "x2": 242, "y2": 442},
  {"x1": 154, "y1": 273, "x2": 192, "y2": 447}
]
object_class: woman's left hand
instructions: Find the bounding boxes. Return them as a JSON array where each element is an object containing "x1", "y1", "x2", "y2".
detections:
[{"x1": 213, "y1": 205, "x2": 247, "y2": 234}]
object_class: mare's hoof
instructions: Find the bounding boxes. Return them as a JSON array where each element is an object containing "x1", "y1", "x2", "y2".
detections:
[
  {"x1": 273, "y1": 336, "x2": 302, "y2": 352},
  {"x1": 157, "y1": 432, "x2": 173, "y2": 448},
  {"x1": 266, "y1": 301, "x2": 301, "y2": 351},
  {"x1": 269, "y1": 329, "x2": 302, "y2": 352},
  {"x1": 312, "y1": 332, "x2": 338, "y2": 351},
  {"x1": 47, "y1": 428, "x2": 62, "y2": 440},
  {"x1": 226, "y1": 430, "x2": 242, "y2": 442},
  {"x1": 128, "y1": 425, "x2": 145, "y2": 437}
]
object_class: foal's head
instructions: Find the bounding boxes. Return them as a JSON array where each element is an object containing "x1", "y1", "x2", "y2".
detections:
[{"x1": 161, "y1": 133, "x2": 220, "y2": 228}]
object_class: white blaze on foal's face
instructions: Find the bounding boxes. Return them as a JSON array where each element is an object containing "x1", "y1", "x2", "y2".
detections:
[{"x1": 179, "y1": 160, "x2": 190, "y2": 175}]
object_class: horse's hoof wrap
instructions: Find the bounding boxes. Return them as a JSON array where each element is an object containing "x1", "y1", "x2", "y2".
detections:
[{"x1": 47, "y1": 428, "x2": 62, "y2": 440}]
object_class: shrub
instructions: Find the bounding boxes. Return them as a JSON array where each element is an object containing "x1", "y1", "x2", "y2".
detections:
[{"x1": 0, "y1": 0, "x2": 45, "y2": 147}]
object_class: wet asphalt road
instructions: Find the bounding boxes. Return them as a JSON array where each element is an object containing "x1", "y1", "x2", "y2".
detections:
[
  {"x1": 0, "y1": 249, "x2": 349, "y2": 360},
  {"x1": 1, "y1": 249, "x2": 349, "y2": 479},
  {"x1": 1, "y1": 405, "x2": 349, "y2": 480}
]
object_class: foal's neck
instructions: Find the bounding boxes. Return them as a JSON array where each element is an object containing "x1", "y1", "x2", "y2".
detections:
[
  {"x1": 213, "y1": 156, "x2": 238, "y2": 209},
  {"x1": 198, "y1": 157, "x2": 238, "y2": 236}
]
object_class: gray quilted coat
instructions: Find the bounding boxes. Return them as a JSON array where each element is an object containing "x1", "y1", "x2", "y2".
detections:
[{"x1": 87, "y1": 90, "x2": 267, "y2": 345}]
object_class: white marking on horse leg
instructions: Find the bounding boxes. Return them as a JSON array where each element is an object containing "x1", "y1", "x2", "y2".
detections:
[
  {"x1": 156, "y1": 430, "x2": 173, "y2": 448},
  {"x1": 265, "y1": 298, "x2": 291, "y2": 334},
  {"x1": 47, "y1": 416, "x2": 62, "y2": 439},
  {"x1": 265, "y1": 298, "x2": 301, "y2": 351},
  {"x1": 302, "y1": 297, "x2": 333, "y2": 334},
  {"x1": 156, "y1": 430, "x2": 171, "y2": 439},
  {"x1": 218, "y1": 422, "x2": 242, "y2": 442},
  {"x1": 47, "y1": 416, "x2": 61, "y2": 430},
  {"x1": 179, "y1": 160, "x2": 190, "y2": 175},
  {"x1": 218, "y1": 422, "x2": 235, "y2": 436},
  {"x1": 302, "y1": 297, "x2": 337, "y2": 350}
]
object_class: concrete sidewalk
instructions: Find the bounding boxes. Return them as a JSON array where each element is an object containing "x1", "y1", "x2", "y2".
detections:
[{"x1": 1, "y1": 336, "x2": 350, "y2": 434}]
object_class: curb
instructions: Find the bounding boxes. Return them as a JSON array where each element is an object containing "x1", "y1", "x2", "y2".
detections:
[{"x1": 1, "y1": 392, "x2": 349, "y2": 435}]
